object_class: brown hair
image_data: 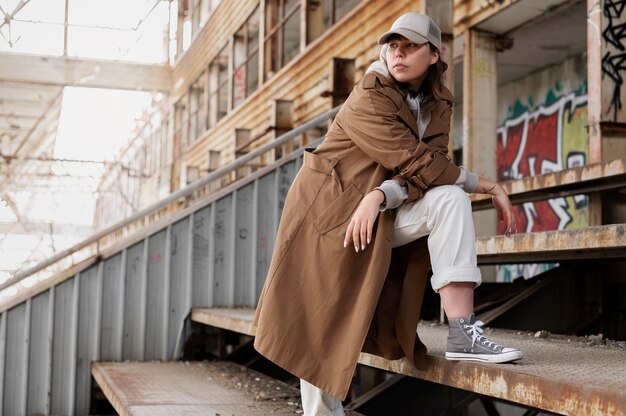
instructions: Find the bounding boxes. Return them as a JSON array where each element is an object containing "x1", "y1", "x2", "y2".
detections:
[{"x1": 422, "y1": 43, "x2": 449, "y2": 103}]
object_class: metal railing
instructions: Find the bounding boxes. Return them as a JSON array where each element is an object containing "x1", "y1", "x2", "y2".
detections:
[{"x1": 0, "y1": 106, "x2": 341, "y2": 294}]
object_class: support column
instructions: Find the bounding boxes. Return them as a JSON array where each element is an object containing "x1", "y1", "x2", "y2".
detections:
[
  {"x1": 588, "y1": 0, "x2": 626, "y2": 226},
  {"x1": 463, "y1": 28, "x2": 498, "y2": 282},
  {"x1": 462, "y1": 29, "x2": 497, "y2": 183}
]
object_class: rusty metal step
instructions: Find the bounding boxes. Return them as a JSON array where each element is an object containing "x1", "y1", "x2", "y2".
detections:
[
  {"x1": 191, "y1": 308, "x2": 626, "y2": 416},
  {"x1": 476, "y1": 223, "x2": 626, "y2": 264},
  {"x1": 471, "y1": 158, "x2": 626, "y2": 210},
  {"x1": 92, "y1": 360, "x2": 304, "y2": 416}
]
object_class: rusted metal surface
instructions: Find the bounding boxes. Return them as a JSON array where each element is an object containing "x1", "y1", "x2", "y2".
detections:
[
  {"x1": 476, "y1": 224, "x2": 626, "y2": 264},
  {"x1": 360, "y1": 322, "x2": 626, "y2": 416},
  {"x1": 471, "y1": 158, "x2": 626, "y2": 210},
  {"x1": 194, "y1": 308, "x2": 626, "y2": 416},
  {"x1": 92, "y1": 361, "x2": 305, "y2": 416}
]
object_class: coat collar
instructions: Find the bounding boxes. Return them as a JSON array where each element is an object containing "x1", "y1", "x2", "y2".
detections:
[{"x1": 364, "y1": 72, "x2": 453, "y2": 140}]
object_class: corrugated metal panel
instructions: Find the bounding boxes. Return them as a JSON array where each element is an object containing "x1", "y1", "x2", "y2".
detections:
[
  {"x1": 192, "y1": 206, "x2": 212, "y2": 308},
  {"x1": 75, "y1": 266, "x2": 101, "y2": 415},
  {"x1": 146, "y1": 229, "x2": 168, "y2": 361},
  {"x1": 50, "y1": 279, "x2": 75, "y2": 414},
  {"x1": 235, "y1": 183, "x2": 255, "y2": 306},
  {"x1": 100, "y1": 253, "x2": 125, "y2": 361},
  {"x1": 26, "y1": 291, "x2": 51, "y2": 415},
  {"x1": 256, "y1": 171, "x2": 277, "y2": 300},
  {"x1": 123, "y1": 241, "x2": 147, "y2": 360},
  {"x1": 168, "y1": 218, "x2": 192, "y2": 358},
  {"x1": 213, "y1": 195, "x2": 235, "y2": 306},
  {"x1": 5, "y1": 302, "x2": 27, "y2": 415}
]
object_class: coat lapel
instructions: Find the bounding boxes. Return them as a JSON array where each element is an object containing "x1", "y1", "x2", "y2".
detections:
[
  {"x1": 422, "y1": 102, "x2": 448, "y2": 139},
  {"x1": 396, "y1": 104, "x2": 421, "y2": 139}
]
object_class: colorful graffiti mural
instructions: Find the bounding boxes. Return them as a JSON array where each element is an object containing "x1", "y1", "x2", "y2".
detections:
[{"x1": 496, "y1": 83, "x2": 589, "y2": 281}]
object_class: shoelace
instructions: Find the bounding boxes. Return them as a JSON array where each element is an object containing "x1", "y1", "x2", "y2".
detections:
[{"x1": 464, "y1": 320, "x2": 502, "y2": 349}]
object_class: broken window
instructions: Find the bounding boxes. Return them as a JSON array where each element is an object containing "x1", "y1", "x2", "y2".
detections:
[
  {"x1": 264, "y1": 0, "x2": 301, "y2": 79},
  {"x1": 233, "y1": 7, "x2": 260, "y2": 108},
  {"x1": 306, "y1": 0, "x2": 361, "y2": 43}
]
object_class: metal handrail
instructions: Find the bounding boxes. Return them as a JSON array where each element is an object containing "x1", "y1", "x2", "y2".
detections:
[{"x1": 0, "y1": 105, "x2": 341, "y2": 292}]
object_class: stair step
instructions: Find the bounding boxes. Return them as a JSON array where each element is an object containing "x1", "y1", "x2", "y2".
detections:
[
  {"x1": 476, "y1": 223, "x2": 626, "y2": 264},
  {"x1": 191, "y1": 308, "x2": 626, "y2": 416},
  {"x1": 92, "y1": 360, "x2": 303, "y2": 415},
  {"x1": 471, "y1": 158, "x2": 626, "y2": 210}
]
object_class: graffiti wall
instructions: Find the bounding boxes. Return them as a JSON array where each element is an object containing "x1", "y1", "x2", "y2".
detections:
[{"x1": 496, "y1": 55, "x2": 589, "y2": 282}]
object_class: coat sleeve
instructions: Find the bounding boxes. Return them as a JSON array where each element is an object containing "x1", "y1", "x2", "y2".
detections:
[{"x1": 342, "y1": 81, "x2": 460, "y2": 202}]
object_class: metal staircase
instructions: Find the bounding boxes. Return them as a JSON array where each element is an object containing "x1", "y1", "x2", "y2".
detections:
[{"x1": 0, "y1": 107, "x2": 624, "y2": 415}]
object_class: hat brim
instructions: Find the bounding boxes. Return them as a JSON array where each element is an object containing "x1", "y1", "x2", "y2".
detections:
[{"x1": 377, "y1": 28, "x2": 430, "y2": 46}]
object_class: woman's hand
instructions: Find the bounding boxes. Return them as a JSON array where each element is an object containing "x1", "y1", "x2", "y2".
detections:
[
  {"x1": 478, "y1": 180, "x2": 517, "y2": 236},
  {"x1": 344, "y1": 190, "x2": 384, "y2": 252}
]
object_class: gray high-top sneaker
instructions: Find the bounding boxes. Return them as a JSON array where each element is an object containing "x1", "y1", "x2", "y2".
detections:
[{"x1": 445, "y1": 314, "x2": 523, "y2": 363}]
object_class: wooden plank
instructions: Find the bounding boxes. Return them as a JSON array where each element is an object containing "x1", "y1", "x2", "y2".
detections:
[{"x1": 191, "y1": 308, "x2": 626, "y2": 416}]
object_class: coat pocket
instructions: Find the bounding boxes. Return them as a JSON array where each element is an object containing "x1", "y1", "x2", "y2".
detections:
[{"x1": 313, "y1": 184, "x2": 363, "y2": 235}]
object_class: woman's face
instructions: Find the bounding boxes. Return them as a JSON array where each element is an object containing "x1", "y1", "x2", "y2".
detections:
[{"x1": 386, "y1": 36, "x2": 439, "y2": 88}]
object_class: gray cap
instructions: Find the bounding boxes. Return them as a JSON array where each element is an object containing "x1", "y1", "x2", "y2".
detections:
[{"x1": 377, "y1": 12, "x2": 442, "y2": 50}]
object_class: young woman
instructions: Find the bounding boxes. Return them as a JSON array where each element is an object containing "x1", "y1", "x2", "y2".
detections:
[{"x1": 253, "y1": 12, "x2": 523, "y2": 416}]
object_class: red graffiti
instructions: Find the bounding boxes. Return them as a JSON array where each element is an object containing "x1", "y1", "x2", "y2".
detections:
[{"x1": 496, "y1": 93, "x2": 587, "y2": 235}]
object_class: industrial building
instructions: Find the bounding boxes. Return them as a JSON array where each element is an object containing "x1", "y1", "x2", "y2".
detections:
[{"x1": 0, "y1": 0, "x2": 624, "y2": 414}]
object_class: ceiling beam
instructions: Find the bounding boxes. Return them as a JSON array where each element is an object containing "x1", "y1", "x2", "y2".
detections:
[
  {"x1": 0, "y1": 221, "x2": 94, "y2": 235},
  {"x1": 0, "y1": 52, "x2": 172, "y2": 92}
]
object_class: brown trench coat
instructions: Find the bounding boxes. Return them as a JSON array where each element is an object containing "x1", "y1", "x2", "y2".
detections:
[{"x1": 253, "y1": 71, "x2": 462, "y2": 400}]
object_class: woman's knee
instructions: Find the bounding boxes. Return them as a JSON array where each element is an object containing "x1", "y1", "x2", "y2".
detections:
[{"x1": 427, "y1": 185, "x2": 471, "y2": 213}]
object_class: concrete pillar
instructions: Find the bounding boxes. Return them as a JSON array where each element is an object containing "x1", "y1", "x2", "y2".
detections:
[
  {"x1": 586, "y1": 0, "x2": 626, "y2": 225},
  {"x1": 462, "y1": 29, "x2": 497, "y2": 181},
  {"x1": 463, "y1": 28, "x2": 498, "y2": 282}
]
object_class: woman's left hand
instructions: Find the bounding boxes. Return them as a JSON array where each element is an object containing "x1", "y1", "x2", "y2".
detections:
[
  {"x1": 344, "y1": 190, "x2": 384, "y2": 252},
  {"x1": 490, "y1": 185, "x2": 517, "y2": 237}
]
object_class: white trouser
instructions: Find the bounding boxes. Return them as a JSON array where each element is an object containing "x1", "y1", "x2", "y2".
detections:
[
  {"x1": 300, "y1": 379, "x2": 345, "y2": 416},
  {"x1": 300, "y1": 185, "x2": 481, "y2": 415},
  {"x1": 392, "y1": 184, "x2": 481, "y2": 292}
]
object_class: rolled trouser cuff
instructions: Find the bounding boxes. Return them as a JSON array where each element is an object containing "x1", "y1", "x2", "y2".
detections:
[{"x1": 431, "y1": 266, "x2": 482, "y2": 293}]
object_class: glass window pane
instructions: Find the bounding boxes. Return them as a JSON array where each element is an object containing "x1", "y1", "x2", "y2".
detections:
[
  {"x1": 218, "y1": 47, "x2": 228, "y2": 84},
  {"x1": 233, "y1": 67, "x2": 246, "y2": 108},
  {"x1": 335, "y1": 0, "x2": 360, "y2": 23},
  {"x1": 67, "y1": 0, "x2": 169, "y2": 63},
  {"x1": 283, "y1": 11, "x2": 300, "y2": 65},
  {"x1": 234, "y1": 28, "x2": 246, "y2": 68},
  {"x1": 246, "y1": 51, "x2": 259, "y2": 97},
  {"x1": 269, "y1": 35, "x2": 280, "y2": 74},
  {"x1": 0, "y1": 21, "x2": 64, "y2": 55},
  {"x1": 285, "y1": 0, "x2": 299, "y2": 14},
  {"x1": 16, "y1": 0, "x2": 65, "y2": 23},
  {"x1": 247, "y1": 7, "x2": 260, "y2": 54},
  {"x1": 217, "y1": 85, "x2": 228, "y2": 121}
]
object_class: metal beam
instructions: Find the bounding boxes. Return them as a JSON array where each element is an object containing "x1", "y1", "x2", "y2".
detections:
[
  {"x1": 0, "y1": 52, "x2": 171, "y2": 92},
  {"x1": 0, "y1": 222, "x2": 94, "y2": 235}
]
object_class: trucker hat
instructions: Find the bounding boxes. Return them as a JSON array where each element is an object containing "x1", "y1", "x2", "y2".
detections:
[{"x1": 377, "y1": 12, "x2": 442, "y2": 50}]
